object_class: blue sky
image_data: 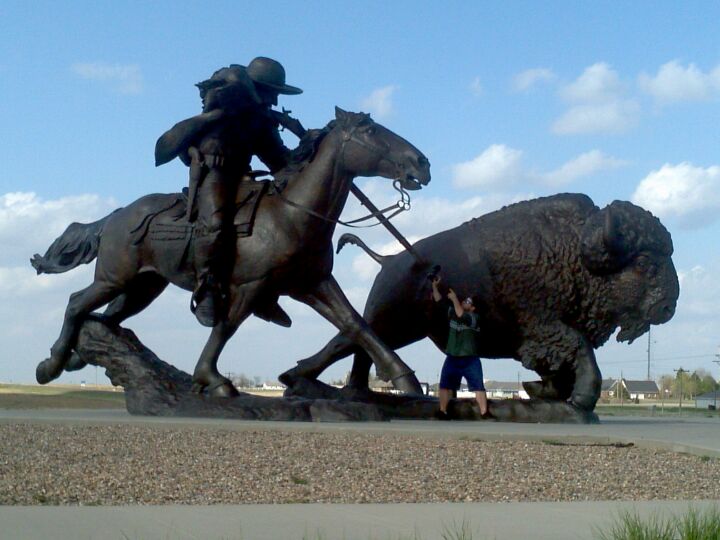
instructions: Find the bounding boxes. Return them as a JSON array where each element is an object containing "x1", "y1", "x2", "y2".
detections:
[{"x1": 2, "y1": 1, "x2": 719, "y2": 386}]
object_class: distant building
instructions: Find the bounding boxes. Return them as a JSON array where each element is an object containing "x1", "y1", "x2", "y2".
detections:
[
  {"x1": 695, "y1": 391, "x2": 720, "y2": 410},
  {"x1": 483, "y1": 381, "x2": 529, "y2": 400},
  {"x1": 618, "y1": 379, "x2": 660, "y2": 400},
  {"x1": 603, "y1": 379, "x2": 660, "y2": 400},
  {"x1": 370, "y1": 380, "x2": 430, "y2": 395},
  {"x1": 601, "y1": 378, "x2": 617, "y2": 399}
]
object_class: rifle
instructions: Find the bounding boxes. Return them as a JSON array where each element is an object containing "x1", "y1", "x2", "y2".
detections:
[{"x1": 270, "y1": 108, "x2": 307, "y2": 139}]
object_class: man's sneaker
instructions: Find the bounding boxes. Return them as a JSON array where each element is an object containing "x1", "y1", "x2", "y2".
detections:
[{"x1": 434, "y1": 409, "x2": 451, "y2": 421}]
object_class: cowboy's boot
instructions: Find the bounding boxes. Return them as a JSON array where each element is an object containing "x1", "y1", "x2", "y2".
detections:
[{"x1": 191, "y1": 274, "x2": 221, "y2": 327}]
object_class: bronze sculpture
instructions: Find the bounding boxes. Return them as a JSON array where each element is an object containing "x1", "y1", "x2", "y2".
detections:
[
  {"x1": 32, "y1": 108, "x2": 431, "y2": 398},
  {"x1": 155, "y1": 57, "x2": 305, "y2": 327},
  {"x1": 281, "y1": 194, "x2": 680, "y2": 413}
]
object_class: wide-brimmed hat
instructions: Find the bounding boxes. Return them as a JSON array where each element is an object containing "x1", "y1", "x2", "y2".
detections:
[{"x1": 247, "y1": 57, "x2": 303, "y2": 95}]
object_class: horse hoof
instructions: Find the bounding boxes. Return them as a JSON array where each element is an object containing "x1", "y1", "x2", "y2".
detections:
[
  {"x1": 65, "y1": 352, "x2": 88, "y2": 372},
  {"x1": 392, "y1": 373, "x2": 424, "y2": 396},
  {"x1": 36, "y1": 358, "x2": 60, "y2": 385},
  {"x1": 278, "y1": 368, "x2": 299, "y2": 387},
  {"x1": 207, "y1": 381, "x2": 239, "y2": 398}
]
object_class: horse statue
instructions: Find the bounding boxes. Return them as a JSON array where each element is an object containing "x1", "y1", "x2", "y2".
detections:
[{"x1": 32, "y1": 108, "x2": 431, "y2": 397}]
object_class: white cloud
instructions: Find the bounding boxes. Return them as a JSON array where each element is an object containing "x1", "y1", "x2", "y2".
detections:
[
  {"x1": 452, "y1": 144, "x2": 525, "y2": 189},
  {"x1": 470, "y1": 76, "x2": 483, "y2": 97},
  {"x1": 513, "y1": 67, "x2": 556, "y2": 92},
  {"x1": 541, "y1": 150, "x2": 628, "y2": 186},
  {"x1": 638, "y1": 60, "x2": 720, "y2": 104},
  {"x1": 631, "y1": 162, "x2": 720, "y2": 228},
  {"x1": 0, "y1": 192, "x2": 118, "y2": 267},
  {"x1": 450, "y1": 145, "x2": 626, "y2": 189},
  {"x1": 71, "y1": 62, "x2": 144, "y2": 95},
  {"x1": 552, "y1": 100, "x2": 640, "y2": 135},
  {"x1": 360, "y1": 85, "x2": 397, "y2": 119},
  {"x1": 554, "y1": 63, "x2": 639, "y2": 135},
  {"x1": 677, "y1": 265, "x2": 720, "y2": 318},
  {"x1": 349, "y1": 237, "x2": 423, "y2": 281},
  {"x1": 560, "y1": 63, "x2": 624, "y2": 103}
]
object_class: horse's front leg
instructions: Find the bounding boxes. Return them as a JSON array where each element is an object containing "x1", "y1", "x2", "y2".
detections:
[
  {"x1": 291, "y1": 276, "x2": 423, "y2": 395},
  {"x1": 191, "y1": 282, "x2": 259, "y2": 397}
]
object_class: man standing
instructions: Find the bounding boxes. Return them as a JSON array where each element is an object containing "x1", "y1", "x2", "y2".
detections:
[
  {"x1": 155, "y1": 57, "x2": 304, "y2": 327},
  {"x1": 431, "y1": 276, "x2": 490, "y2": 419}
]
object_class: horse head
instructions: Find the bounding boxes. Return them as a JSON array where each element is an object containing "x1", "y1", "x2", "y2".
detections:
[{"x1": 334, "y1": 107, "x2": 431, "y2": 190}]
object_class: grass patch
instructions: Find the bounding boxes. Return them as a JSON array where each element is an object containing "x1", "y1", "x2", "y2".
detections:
[
  {"x1": 0, "y1": 384, "x2": 125, "y2": 409},
  {"x1": 290, "y1": 475, "x2": 309, "y2": 485},
  {"x1": 594, "y1": 506, "x2": 720, "y2": 540},
  {"x1": 595, "y1": 404, "x2": 719, "y2": 418}
]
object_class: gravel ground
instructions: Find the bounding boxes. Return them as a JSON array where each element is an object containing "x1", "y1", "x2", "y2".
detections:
[{"x1": 1, "y1": 423, "x2": 719, "y2": 505}]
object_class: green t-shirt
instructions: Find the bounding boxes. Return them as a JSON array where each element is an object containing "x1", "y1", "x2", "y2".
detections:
[{"x1": 445, "y1": 308, "x2": 480, "y2": 357}]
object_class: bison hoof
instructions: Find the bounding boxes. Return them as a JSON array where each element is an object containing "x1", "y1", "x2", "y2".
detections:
[
  {"x1": 36, "y1": 358, "x2": 62, "y2": 385},
  {"x1": 569, "y1": 395, "x2": 597, "y2": 411}
]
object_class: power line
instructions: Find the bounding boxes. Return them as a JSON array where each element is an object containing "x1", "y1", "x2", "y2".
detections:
[{"x1": 600, "y1": 353, "x2": 717, "y2": 366}]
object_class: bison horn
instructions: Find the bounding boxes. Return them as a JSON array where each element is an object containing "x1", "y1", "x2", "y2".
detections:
[{"x1": 581, "y1": 203, "x2": 632, "y2": 275}]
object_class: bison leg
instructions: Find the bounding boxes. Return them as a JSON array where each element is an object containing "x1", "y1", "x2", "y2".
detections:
[
  {"x1": 290, "y1": 276, "x2": 423, "y2": 395},
  {"x1": 570, "y1": 342, "x2": 602, "y2": 410},
  {"x1": 518, "y1": 327, "x2": 601, "y2": 411},
  {"x1": 523, "y1": 373, "x2": 573, "y2": 401}
]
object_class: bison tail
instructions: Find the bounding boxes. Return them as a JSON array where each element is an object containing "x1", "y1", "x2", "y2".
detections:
[
  {"x1": 30, "y1": 211, "x2": 116, "y2": 275},
  {"x1": 336, "y1": 233, "x2": 386, "y2": 265}
]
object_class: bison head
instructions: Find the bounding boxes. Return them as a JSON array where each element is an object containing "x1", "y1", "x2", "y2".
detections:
[{"x1": 580, "y1": 201, "x2": 679, "y2": 344}]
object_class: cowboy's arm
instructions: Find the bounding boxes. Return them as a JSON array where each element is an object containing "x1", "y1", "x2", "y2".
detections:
[
  {"x1": 256, "y1": 122, "x2": 293, "y2": 173},
  {"x1": 154, "y1": 109, "x2": 223, "y2": 167}
]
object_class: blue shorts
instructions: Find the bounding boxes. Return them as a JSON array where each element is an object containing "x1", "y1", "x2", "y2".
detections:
[{"x1": 440, "y1": 355, "x2": 485, "y2": 392}]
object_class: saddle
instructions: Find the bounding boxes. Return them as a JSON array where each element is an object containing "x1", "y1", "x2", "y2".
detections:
[
  {"x1": 127, "y1": 181, "x2": 292, "y2": 328},
  {"x1": 130, "y1": 180, "x2": 270, "y2": 245}
]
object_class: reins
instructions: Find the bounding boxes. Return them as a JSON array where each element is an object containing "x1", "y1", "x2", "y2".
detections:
[
  {"x1": 273, "y1": 118, "x2": 423, "y2": 262},
  {"x1": 274, "y1": 180, "x2": 410, "y2": 228},
  {"x1": 273, "y1": 121, "x2": 412, "y2": 229}
]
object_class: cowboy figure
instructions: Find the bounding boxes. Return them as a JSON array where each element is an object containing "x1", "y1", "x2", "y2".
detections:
[{"x1": 155, "y1": 57, "x2": 304, "y2": 327}]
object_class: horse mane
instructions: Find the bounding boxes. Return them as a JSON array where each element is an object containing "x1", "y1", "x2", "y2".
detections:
[{"x1": 272, "y1": 112, "x2": 372, "y2": 190}]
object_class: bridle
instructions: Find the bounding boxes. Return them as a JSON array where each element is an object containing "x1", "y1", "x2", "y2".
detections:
[{"x1": 274, "y1": 119, "x2": 413, "y2": 228}]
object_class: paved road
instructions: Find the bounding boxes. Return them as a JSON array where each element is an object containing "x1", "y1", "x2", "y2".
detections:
[{"x1": 2, "y1": 409, "x2": 718, "y2": 539}]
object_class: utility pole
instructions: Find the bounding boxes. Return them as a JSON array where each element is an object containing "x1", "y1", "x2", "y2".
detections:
[
  {"x1": 674, "y1": 367, "x2": 686, "y2": 415},
  {"x1": 619, "y1": 371, "x2": 624, "y2": 407},
  {"x1": 712, "y1": 354, "x2": 720, "y2": 411},
  {"x1": 646, "y1": 328, "x2": 651, "y2": 380},
  {"x1": 660, "y1": 378, "x2": 664, "y2": 414}
]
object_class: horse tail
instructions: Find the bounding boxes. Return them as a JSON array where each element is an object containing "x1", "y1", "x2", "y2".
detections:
[
  {"x1": 336, "y1": 233, "x2": 386, "y2": 266},
  {"x1": 30, "y1": 210, "x2": 118, "y2": 275}
]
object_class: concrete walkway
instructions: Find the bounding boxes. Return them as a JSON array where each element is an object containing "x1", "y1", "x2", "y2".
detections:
[{"x1": 2, "y1": 409, "x2": 719, "y2": 539}]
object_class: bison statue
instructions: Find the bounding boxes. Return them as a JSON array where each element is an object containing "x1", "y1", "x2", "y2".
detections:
[{"x1": 280, "y1": 193, "x2": 679, "y2": 413}]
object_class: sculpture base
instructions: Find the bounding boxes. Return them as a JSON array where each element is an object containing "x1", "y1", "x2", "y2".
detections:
[
  {"x1": 67, "y1": 318, "x2": 598, "y2": 424},
  {"x1": 285, "y1": 378, "x2": 599, "y2": 424},
  {"x1": 70, "y1": 318, "x2": 384, "y2": 422}
]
